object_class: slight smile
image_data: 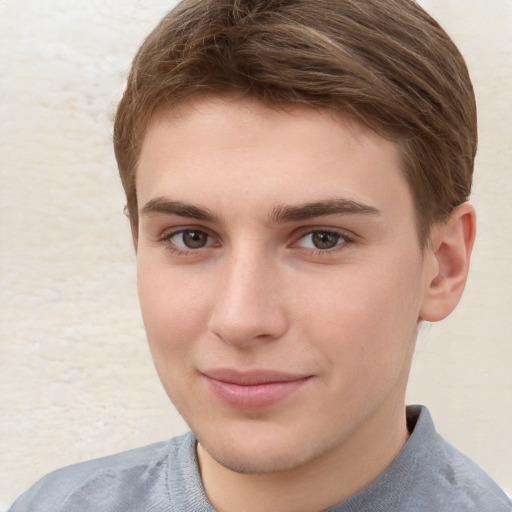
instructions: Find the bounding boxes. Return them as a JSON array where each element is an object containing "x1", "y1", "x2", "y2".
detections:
[{"x1": 201, "y1": 369, "x2": 312, "y2": 410}]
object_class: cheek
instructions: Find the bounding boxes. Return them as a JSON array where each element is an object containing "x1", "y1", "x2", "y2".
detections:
[
  {"x1": 136, "y1": 266, "x2": 212, "y2": 414},
  {"x1": 297, "y1": 257, "x2": 422, "y2": 377},
  {"x1": 137, "y1": 263, "x2": 209, "y2": 358}
]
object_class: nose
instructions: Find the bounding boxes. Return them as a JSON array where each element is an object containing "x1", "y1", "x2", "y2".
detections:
[{"x1": 207, "y1": 250, "x2": 288, "y2": 348}]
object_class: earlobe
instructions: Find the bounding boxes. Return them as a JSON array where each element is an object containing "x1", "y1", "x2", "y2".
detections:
[{"x1": 419, "y1": 202, "x2": 476, "y2": 322}]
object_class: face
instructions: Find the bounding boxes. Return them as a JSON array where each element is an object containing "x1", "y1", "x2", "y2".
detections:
[{"x1": 135, "y1": 96, "x2": 433, "y2": 474}]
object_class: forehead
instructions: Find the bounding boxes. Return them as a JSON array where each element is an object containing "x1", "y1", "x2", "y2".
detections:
[{"x1": 136, "y1": 96, "x2": 413, "y2": 223}]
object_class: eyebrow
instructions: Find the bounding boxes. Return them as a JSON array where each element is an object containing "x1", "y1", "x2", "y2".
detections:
[
  {"x1": 270, "y1": 198, "x2": 382, "y2": 223},
  {"x1": 140, "y1": 197, "x2": 219, "y2": 222},
  {"x1": 140, "y1": 197, "x2": 381, "y2": 224}
]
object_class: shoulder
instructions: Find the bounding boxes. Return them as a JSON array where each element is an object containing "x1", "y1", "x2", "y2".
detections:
[
  {"x1": 428, "y1": 434, "x2": 511, "y2": 511},
  {"x1": 8, "y1": 432, "x2": 194, "y2": 512},
  {"x1": 336, "y1": 406, "x2": 511, "y2": 512},
  {"x1": 401, "y1": 405, "x2": 511, "y2": 511}
]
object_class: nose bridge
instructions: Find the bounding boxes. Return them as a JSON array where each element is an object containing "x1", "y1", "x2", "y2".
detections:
[{"x1": 208, "y1": 243, "x2": 287, "y2": 346}]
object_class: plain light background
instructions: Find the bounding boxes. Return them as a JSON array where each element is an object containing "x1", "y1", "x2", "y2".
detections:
[{"x1": 0, "y1": 0, "x2": 510, "y2": 508}]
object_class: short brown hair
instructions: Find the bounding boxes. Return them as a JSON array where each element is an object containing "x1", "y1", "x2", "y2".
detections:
[{"x1": 114, "y1": 0, "x2": 477, "y2": 245}]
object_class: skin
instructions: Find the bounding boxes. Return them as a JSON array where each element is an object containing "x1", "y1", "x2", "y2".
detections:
[{"x1": 134, "y1": 96, "x2": 475, "y2": 512}]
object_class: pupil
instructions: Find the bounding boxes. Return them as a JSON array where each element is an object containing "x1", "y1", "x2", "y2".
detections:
[
  {"x1": 183, "y1": 230, "x2": 207, "y2": 248},
  {"x1": 312, "y1": 231, "x2": 339, "y2": 249}
]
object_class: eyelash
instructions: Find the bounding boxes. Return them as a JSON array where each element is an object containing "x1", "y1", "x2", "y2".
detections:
[{"x1": 158, "y1": 227, "x2": 355, "y2": 256}]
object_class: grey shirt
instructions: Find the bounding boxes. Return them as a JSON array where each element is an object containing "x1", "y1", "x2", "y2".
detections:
[{"x1": 8, "y1": 406, "x2": 511, "y2": 511}]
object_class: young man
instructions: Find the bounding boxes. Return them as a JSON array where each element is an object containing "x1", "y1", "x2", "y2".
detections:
[{"x1": 9, "y1": 0, "x2": 511, "y2": 510}]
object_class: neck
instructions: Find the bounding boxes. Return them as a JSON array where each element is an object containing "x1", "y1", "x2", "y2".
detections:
[{"x1": 197, "y1": 398, "x2": 410, "y2": 512}]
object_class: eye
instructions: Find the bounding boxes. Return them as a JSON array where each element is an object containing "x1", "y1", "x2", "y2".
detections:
[
  {"x1": 297, "y1": 230, "x2": 347, "y2": 250},
  {"x1": 169, "y1": 229, "x2": 214, "y2": 249}
]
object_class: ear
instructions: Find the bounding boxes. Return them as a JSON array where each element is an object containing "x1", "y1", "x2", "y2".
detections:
[{"x1": 419, "y1": 202, "x2": 476, "y2": 322}]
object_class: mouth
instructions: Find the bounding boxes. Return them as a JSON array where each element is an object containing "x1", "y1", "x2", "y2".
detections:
[{"x1": 201, "y1": 369, "x2": 312, "y2": 409}]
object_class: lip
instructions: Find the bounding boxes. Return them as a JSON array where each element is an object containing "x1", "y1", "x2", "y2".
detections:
[{"x1": 201, "y1": 369, "x2": 312, "y2": 409}]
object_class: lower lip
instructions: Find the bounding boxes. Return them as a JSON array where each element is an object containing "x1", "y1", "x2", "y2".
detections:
[{"x1": 204, "y1": 376, "x2": 310, "y2": 410}]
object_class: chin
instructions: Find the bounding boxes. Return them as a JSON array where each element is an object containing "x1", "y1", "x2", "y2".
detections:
[
  {"x1": 198, "y1": 436, "x2": 315, "y2": 475},
  {"x1": 194, "y1": 415, "x2": 337, "y2": 476}
]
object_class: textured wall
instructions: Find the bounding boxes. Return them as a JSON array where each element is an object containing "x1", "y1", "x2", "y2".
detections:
[{"x1": 0, "y1": 0, "x2": 510, "y2": 508}]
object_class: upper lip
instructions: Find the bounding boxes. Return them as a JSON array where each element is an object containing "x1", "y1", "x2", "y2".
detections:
[{"x1": 201, "y1": 368, "x2": 311, "y2": 385}]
